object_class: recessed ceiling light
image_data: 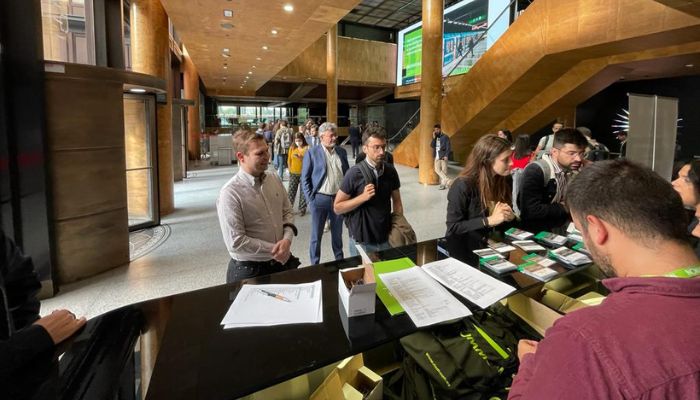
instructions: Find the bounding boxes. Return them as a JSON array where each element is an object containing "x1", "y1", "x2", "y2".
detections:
[
  {"x1": 221, "y1": 23, "x2": 233, "y2": 29},
  {"x1": 256, "y1": 57, "x2": 262, "y2": 61},
  {"x1": 223, "y1": 66, "x2": 228, "y2": 69},
  {"x1": 271, "y1": 29, "x2": 278, "y2": 35},
  {"x1": 129, "y1": 88, "x2": 146, "y2": 93},
  {"x1": 252, "y1": 66, "x2": 256, "y2": 69},
  {"x1": 262, "y1": 45, "x2": 268, "y2": 50},
  {"x1": 248, "y1": 71, "x2": 253, "y2": 74},
  {"x1": 222, "y1": 53, "x2": 230, "y2": 58},
  {"x1": 223, "y1": 9, "x2": 233, "y2": 17},
  {"x1": 223, "y1": 48, "x2": 229, "y2": 52},
  {"x1": 283, "y1": 4, "x2": 294, "y2": 12},
  {"x1": 685, "y1": 63, "x2": 695, "y2": 68}
]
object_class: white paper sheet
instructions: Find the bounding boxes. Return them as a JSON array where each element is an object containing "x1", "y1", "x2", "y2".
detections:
[
  {"x1": 221, "y1": 281, "x2": 323, "y2": 329},
  {"x1": 421, "y1": 258, "x2": 516, "y2": 309},
  {"x1": 379, "y1": 267, "x2": 471, "y2": 327}
]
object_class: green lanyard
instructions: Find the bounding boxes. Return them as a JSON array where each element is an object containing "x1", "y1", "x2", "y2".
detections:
[{"x1": 662, "y1": 266, "x2": 700, "y2": 279}]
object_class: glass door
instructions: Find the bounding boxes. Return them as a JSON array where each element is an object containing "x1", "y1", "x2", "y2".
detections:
[{"x1": 124, "y1": 94, "x2": 159, "y2": 230}]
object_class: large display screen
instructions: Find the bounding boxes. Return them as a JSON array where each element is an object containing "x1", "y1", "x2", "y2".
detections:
[{"x1": 396, "y1": 0, "x2": 507, "y2": 86}]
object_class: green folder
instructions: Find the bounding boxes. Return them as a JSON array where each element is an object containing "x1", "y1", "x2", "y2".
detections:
[{"x1": 372, "y1": 257, "x2": 416, "y2": 316}]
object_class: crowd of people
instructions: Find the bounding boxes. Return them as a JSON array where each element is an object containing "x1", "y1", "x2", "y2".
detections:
[{"x1": 215, "y1": 119, "x2": 700, "y2": 398}]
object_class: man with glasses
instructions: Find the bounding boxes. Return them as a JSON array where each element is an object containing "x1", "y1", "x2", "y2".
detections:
[
  {"x1": 301, "y1": 122, "x2": 349, "y2": 265},
  {"x1": 334, "y1": 131, "x2": 403, "y2": 256},
  {"x1": 518, "y1": 128, "x2": 588, "y2": 233}
]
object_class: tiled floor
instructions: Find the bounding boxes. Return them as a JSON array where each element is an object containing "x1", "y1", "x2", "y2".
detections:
[{"x1": 40, "y1": 148, "x2": 461, "y2": 319}]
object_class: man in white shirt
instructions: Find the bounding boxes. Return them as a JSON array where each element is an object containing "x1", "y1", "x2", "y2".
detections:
[
  {"x1": 216, "y1": 129, "x2": 299, "y2": 283},
  {"x1": 301, "y1": 122, "x2": 350, "y2": 265},
  {"x1": 534, "y1": 122, "x2": 563, "y2": 159}
]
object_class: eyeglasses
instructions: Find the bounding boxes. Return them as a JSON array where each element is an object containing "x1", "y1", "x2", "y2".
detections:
[{"x1": 367, "y1": 144, "x2": 387, "y2": 151}]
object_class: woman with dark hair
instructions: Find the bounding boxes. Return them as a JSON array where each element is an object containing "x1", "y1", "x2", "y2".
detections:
[
  {"x1": 497, "y1": 129, "x2": 513, "y2": 143},
  {"x1": 672, "y1": 160, "x2": 700, "y2": 256},
  {"x1": 510, "y1": 134, "x2": 533, "y2": 170},
  {"x1": 446, "y1": 135, "x2": 515, "y2": 256},
  {"x1": 287, "y1": 133, "x2": 308, "y2": 215}
]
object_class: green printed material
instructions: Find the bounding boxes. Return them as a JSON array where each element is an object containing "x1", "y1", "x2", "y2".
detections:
[
  {"x1": 373, "y1": 257, "x2": 416, "y2": 315},
  {"x1": 479, "y1": 256, "x2": 517, "y2": 274},
  {"x1": 572, "y1": 241, "x2": 590, "y2": 255},
  {"x1": 664, "y1": 266, "x2": 700, "y2": 278},
  {"x1": 535, "y1": 231, "x2": 568, "y2": 246},
  {"x1": 505, "y1": 227, "x2": 534, "y2": 240}
]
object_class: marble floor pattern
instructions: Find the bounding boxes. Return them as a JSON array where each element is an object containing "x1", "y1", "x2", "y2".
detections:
[{"x1": 41, "y1": 148, "x2": 461, "y2": 319}]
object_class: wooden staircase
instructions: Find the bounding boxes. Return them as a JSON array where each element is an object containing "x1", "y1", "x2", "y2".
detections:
[{"x1": 393, "y1": 0, "x2": 700, "y2": 167}]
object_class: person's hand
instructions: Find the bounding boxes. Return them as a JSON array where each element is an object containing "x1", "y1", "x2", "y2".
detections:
[
  {"x1": 34, "y1": 310, "x2": 86, "y2": 345},
  {"x1": 517, "y1": 339, "x2": 539, "y2": 361},
  {"x1": 361, "y1": 184, "x2": 376, "y2": 202},
  {"x1": 271, "y1": 238, "x2": 291, "y2": 263},
  {"x1": 501, "y1": 203, "x2": 515, "y2": 222},
  {"x1": 487, "y1": 202, "x2": 510, "y2": 226}
]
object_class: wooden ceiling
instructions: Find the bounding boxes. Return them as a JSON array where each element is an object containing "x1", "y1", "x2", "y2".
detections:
[{"x1": 159, "y1": 0, "x2": 361, "y2": 96}]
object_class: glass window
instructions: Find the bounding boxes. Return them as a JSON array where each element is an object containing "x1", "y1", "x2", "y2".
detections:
[{"x1": 41, "y1": 0, "x2": 95, "y2": 64}]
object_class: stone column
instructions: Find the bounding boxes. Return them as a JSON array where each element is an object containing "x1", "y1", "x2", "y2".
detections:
[
  {"x1": 326, "y1": 25, "x2": 338, "y2": 124},
  {"x1": 418, "y1": 0, "x2": 443, "y2": 185},
  {"x1": 131, "y1": 0, "x2": 174, "y2": 215},
  {"x1": 182, "y1": 46, "x2": 201, "y2": 160}
]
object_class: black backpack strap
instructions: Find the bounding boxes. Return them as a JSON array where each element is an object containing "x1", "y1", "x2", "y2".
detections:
[{"x1": 357, "y1": 160, "x2": 376, "y2": 186}]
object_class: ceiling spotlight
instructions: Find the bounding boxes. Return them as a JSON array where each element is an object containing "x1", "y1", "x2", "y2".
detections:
[
  {"x1": 129, "y1": 88, "x2": 146, "y2": 93},
  {"x1": 252, "y1": 66, "x2": 256, "y2": 69},
  {"x1": 221, "y1": 23, "x2": 233, "y2": 29},
  {"x1": 262, "y1": 45, "x2": 268, "y2": 50},
  {"x1": 256, "y1": 57, "x2": 262, "y2": 61},
  {"x1": 685, "y1": 63, "x2": 695, "y2": 68},
  {"x1": 271, "y1": 29, "x2": 278, "y2": 35},
  {"x1": 223, "y1": 48, "x2": 229, "y2": 52},
  {"x1": 223, "y1": 9, "x2": 233, "y2": 17},
  {"x1": 222, "y1": 53, "x2": 230, "y2": 58},
  {"x1": 223, "y1": 66, "x2": 228, "y2": 69},
  {"x1": 283, "y1": 4, "x2": 294, "y2": 12}
]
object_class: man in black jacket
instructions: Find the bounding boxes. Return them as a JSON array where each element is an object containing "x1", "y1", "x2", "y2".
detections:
[
  {"x1": 518, "y1": 128, "x2": 587, "y2": 233},
  {"x1": 1, "y1": 230, "x2": 86, "y2": 387}
]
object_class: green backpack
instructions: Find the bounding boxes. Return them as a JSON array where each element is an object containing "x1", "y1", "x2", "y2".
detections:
[{"x1": 385, "y1": 305, "x2": 534, "y2": 400}]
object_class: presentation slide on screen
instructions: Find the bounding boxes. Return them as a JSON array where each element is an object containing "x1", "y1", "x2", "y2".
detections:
[{"x1": 396, "y1": 0, "x2": 507, "y2": 86}]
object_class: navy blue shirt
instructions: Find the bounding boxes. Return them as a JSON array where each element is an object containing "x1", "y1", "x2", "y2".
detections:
[{"x1": 340, "y1": 161, "x2": 400, "y2": 244}]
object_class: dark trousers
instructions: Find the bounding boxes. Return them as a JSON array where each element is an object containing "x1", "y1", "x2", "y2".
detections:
[
  {"x1": 309, "y1": 193, "x2": 344, "y2": 265},
  {"x1": 226, "y1": 256, "x2": 300, "y2": 283}
]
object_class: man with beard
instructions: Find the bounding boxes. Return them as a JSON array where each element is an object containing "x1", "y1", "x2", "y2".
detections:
[
  {"x1": 216, "y1": 129, "x2": 299, "y2": 283},
  {"x1": 509, "y1": 159, "x2": 700, "y2": 399},
  {"x1": 334, "y1": 131, "x2": 403, "y2": 256},
  {"x1": 518, "y1": 128, "x2": 588, "y2": 233}
]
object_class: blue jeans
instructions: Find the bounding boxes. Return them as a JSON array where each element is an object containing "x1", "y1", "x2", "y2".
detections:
[
  {"x1": 276, "y1": 153, "x2": 287, "y2": 178},
  {"x1": 309, "y1": 194, "x2": 344, "y2": 265},
  {"x1": 348, "y1": 237, "x2": 391, "y2": 257}
]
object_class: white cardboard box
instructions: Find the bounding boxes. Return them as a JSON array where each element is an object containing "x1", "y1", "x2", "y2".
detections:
[{"x1": 338, "y1": 264, "x2": 377, "y2": 317}]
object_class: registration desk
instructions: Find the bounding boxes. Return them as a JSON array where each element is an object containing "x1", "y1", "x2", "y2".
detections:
[{"x1": 44, "y1": 235, "x2": 593, "y2": 400}]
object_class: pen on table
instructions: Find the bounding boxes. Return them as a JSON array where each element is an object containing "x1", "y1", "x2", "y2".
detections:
[{"x1": 258, "y1": 289, "x2": 292, "y2": 302}]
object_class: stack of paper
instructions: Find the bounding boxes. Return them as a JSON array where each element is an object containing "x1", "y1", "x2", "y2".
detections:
[
  {"x1": 572, "y1": 241, "x2": 591, "y2": 255},
  {"x1": 487, "y1": 240, "x2": 516, "y2": 253},
  {"x1": 220, "y1": 281, "x2": 323, "y2": 329},
  {"x1": 372, "y1": 258, "x2": 416, "y2": 315},
  {"x1": 549, "y1": 247, "x2": 592, "y2": 266},
  {"x1": 535, "y1": 231, "x2": 568, "y2": 247},
  {"x1": 505, "y1": 227, "x2": 534, "y2": 240},
  {"x1": 421, "y1": 258, "x2": 516, "y2": 309},
  {"x1": 519, "y1": 253, "x2": 558, "y2": 281},
  {"x1": 512, "y1": 240, "x2": 546, "y2": 252},
  {"x1": 379, "y1": 267, "x2": 471, "y2": 327},
  {"x1": 567, "y1": 223, "x2": 583, "y2": 242},
  {"x1": 473, "y1": 248, "x2": 504, "y2": 259},
  {"x1": 479, "y1": 256, "x2": 518, "y2": 274}
]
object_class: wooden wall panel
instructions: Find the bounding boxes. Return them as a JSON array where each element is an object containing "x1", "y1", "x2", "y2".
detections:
[
  {"x1": 274, "y1": 36, "x2": 397, "y2": 86},
  {"x1": 45, "y1": 67, "x2": 130, "y2": 284},
  {"x1": 54, "y1": 209, "x2": 130, "y2": 283}
]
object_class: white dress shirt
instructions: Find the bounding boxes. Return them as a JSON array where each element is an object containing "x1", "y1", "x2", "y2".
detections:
[
  {"x1": 216, "y1": 169, "x2": 294, "y2": 261},
  {"x1": 317, "y1": 146, "x2": 344, "y2": 195}
]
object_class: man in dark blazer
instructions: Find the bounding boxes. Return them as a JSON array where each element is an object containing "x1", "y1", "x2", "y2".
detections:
[{"x1": 301, "y1": 122, "x2": 350, "y2": 265}]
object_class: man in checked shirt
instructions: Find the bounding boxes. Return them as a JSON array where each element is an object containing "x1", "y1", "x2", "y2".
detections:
[{"x1": 217, "y1": 129, "x2": 300, "y2": 283}]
